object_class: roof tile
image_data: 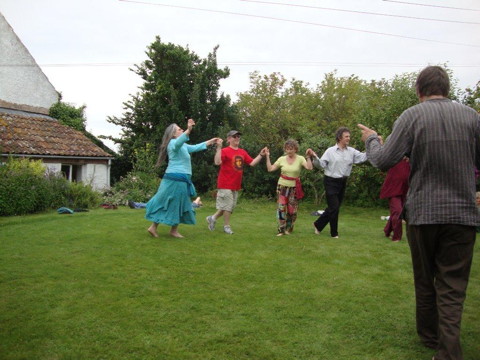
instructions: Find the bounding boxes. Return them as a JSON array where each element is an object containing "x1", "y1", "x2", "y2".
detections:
[{"x1": 0, "y1": 112, "x2": 112, "y2": 158}]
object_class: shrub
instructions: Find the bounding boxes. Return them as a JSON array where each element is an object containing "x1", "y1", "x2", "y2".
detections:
[
  {"x1": 106, "y1": 171, "x2": 161, "y2": 205},
  {"x1": 0, "y1": 158, "x2": 48, "y2": 215},
  {"x1": 66, "y1": 182, "x2": 102, "y2": 209},
  {"x1": 0, "y1": 158, "x2": 102, "y2": 216},
  {"x1": 44, "y1": 170, "x2": 70, "y2": 207}
]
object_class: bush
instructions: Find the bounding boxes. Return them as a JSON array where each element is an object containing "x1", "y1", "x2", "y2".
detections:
[
  {"x1": 346, "y1": 164, "x2": 386, "y2": 207},
  {"x1": 66, "y1": 182, "x2": 102, "y2": 209},
  {"x1": 0, "y1": 158, "x2": 49, "y2": 215},
  {"x1": 0, "y1": 158, "x2": 102, "y2": 216},
  {"x1": 105, "y1": 171, "x2": 161, "y2": 206}
]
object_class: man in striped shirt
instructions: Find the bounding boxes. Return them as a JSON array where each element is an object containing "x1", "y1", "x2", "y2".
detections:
[{"x1": 359, "y1": 66, "x2": 480, "y2": 360}]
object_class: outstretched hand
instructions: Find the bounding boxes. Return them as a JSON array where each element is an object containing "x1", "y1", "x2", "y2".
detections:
[
  {"x1": 357, "y1": 124, "x2": 377, "y2": 142},
  {"x1": 207, "y1": 137, "x2": 221, "y2": 146},
  {"x1": 187, "y1": 118, "x2": 196, "y2": 132}
]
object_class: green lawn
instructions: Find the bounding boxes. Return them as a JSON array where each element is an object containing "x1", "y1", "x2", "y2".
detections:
[{"x1": 1, "y1": 199, "x2": 479, "y2": 360}]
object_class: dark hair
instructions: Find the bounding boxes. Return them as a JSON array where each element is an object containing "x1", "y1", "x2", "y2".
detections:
[
  {"x1": 284, "y1": 139, "x2": 299, "y2": 152},
  {"x1": 415, "y1": 66, "x2": 450, "y2": 97},
  {"x1": 335, "y1": 127, "x2": 350, "y2": 143}
]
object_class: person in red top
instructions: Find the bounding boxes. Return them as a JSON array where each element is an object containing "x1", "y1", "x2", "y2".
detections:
[
  {"x1": 380, "y1": 157, "x2": 410, "y2": 242},
  {"x1": 206, "y1": 130, "x2": 267, "y2": 234}
]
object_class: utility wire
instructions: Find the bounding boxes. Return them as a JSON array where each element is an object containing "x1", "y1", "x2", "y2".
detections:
[
  {"x1": 3, "y1": 62, "x2": 479, "y2": 69},
  {"x1": 382, "y1": 0, "x2": 480, "y2": 12},
  {"x1": 241, "y1": 0, "x2": 480, "y2": 25},
  {"x1": 117, "y1": 0, "x2": 480, "y2": 48}
]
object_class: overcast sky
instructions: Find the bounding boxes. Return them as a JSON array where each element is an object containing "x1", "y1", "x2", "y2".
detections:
[{"x1": 1, "y1": 0, "x2": 479, "y2": 150}]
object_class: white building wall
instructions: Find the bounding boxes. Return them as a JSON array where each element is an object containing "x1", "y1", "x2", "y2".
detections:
[
  {"x1": 42, "y1": 162, "x2": 109, "y2": 191},
  {"x1": 84, "y1": 163, "x2": 109, "y2": 191},
  {"x1": 0, "y1": 13, "x2": 59, "y2": 111},
  {"x1": 43, "y1": 163, "x2": 61, "y2": 174}
]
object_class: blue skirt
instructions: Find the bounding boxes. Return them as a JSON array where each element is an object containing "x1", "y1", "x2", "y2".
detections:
[{"x1": 145, "y1": 177, "x2": 196, "y2": 226}]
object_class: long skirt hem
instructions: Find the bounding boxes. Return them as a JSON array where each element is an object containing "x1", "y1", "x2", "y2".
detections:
[{"x1": 145, "y1": 178, "x2": 196, "y2": 226}]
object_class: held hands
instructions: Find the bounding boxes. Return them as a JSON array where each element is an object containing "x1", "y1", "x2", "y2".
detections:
[
  {"x1": 357, "y1": 124, "x2": 377, "y2": 142},
  {"x1": 207, "y1": 137, "x2": 221, "y2": 146},
  {"x1": 259, "y1": 147, "x2": 268, "y2": 157},
  {"x1": 213, "y1": 138, "x2": 223, "y2": 149},
  {"x1": 305, "y1": 148, "x2": 317, "y2": 158}
]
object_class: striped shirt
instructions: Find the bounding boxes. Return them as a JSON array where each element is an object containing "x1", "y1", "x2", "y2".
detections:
[{"x1": 365, "y1": 98, "x2": 480, "y2": 226}]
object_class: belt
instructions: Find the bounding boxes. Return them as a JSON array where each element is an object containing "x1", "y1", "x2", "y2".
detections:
[{"x1": 325, "y1": 175, "x2": 348, "y2": 180}]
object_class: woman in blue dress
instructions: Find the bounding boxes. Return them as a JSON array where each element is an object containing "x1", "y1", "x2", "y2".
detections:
[{"x1": 146, "y1": 118, "x2": 219, "y2": 238}]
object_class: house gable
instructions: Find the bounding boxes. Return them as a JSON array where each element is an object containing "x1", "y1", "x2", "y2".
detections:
[
  {"x1": 0, "y1": 13, "x2": 114, "y2": 191},
  {"x1": 0, "y1": 12, "x2": 59, "y2": 114}
]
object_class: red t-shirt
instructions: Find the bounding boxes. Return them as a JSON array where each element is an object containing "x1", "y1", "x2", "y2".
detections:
[{"x1": 217, "y1": 147, "x2": 254, "y2": 190}]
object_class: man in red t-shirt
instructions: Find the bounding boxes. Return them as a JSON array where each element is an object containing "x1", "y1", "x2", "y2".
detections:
[{"x1": 206, "y1": 130, "x2": 266, "y2": 234}]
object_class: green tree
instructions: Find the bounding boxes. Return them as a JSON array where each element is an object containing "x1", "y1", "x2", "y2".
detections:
[
  {"x1": 235, "y1": 70, "x2": 417, "y2": 205},
  {"x1": 107, "y1": 37, "x2": 237, "y2": 191},
  {"x1": 462, "y1": 81, "x2": 480, "y2": 113},
  {"x1": 49, "y1": 100, "x2": 87, "y2": 131},
  {"x1": 236, "y1": 72, "x2": 319, "y2": 149},
  {"x1": 235, "y1": 72, "x2": 320, "y2": 199}
]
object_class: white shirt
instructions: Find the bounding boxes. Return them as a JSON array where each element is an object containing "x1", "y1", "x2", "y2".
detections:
[{"x1": 313, "y1": 144, "x2": 367, "y2": 178}]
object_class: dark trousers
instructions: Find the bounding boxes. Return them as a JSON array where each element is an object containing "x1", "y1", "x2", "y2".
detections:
[
  {"x1": 407, "y1": 224, "x2": 476, "y2": 360},
  {"x1": 314, "y1": 176, "x2": 347, "y2": 237},
  {"x1": 384, "y1": 195, "x2": 405, "y2": 241}
]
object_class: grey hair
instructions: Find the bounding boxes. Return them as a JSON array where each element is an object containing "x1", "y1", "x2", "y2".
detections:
[{"x1": 155, "y1": 123, "x2": 178, "y2": 167}]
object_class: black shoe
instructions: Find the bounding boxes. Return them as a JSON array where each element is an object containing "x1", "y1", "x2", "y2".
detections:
[{"x1": 128, "y1": 200, "x2": 135, "y2": 209}]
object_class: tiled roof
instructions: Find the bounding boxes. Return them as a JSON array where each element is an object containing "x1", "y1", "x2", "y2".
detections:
[{"x1": 0, "y1": 110, "x2": 113, "y2": 158}]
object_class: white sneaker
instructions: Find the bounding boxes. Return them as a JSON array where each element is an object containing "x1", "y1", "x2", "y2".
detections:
[
  {"x1": 223, "y1": 225, "x2": 234, "y2": 235},
  {"x1": 206, "y1": 215, "x2": 216, "y2": 231}
]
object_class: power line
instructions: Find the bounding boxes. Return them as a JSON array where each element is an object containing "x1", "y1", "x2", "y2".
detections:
[
  {"x1": 240, "y1": 0, "x2": 480, "y2": 25},
  {"x1": 382, "y1": 0, "x2": 480, "y2": 12},
  {"x1": 117, "y1": 0, "x2": 480, "y2": 48},
  {"x1": 3, "y1": 62, "x2": 479, "y2": 69},
  {"x1": 1, "y1": 63, "x2": 134, "y2": 67}
]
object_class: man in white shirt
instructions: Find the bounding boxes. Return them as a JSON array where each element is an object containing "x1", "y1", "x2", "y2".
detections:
[{"x1": 307, "y1": 127, "x2": 367, "y2": 238}]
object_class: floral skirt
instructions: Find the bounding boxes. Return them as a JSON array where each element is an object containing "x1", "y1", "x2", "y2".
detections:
[{"x1": 276, "y1": 184, "x2": 299, "y2": 234}]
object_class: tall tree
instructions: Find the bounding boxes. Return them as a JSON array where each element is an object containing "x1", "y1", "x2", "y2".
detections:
[
  {"x1": 462, "y1": 81, "x2": 480, "y2": 113},
  {"x1": 107, "y1": 37, "x2": 237, "y2": 191}
]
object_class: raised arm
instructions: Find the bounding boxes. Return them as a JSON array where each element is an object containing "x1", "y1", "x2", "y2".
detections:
[
  {"x1": 250, "y1": 147, "x2": 267, "y2": 167},
  {"x1": 306, "y1": 148, "x2": 324, "y2": 169},
  {"x1": 265, "y1": 148, "x2": 279, "y2": 172},
  {"x1": 214, "y1": 138, "x2": 223, "y2": 166},
  {"x1": 304, "y1": 155, "x2": 313, "y2": 170},
  {"x1": 206, "y1": 137, "x2": 221, "y2": 146},
  {"x1": 184, "y1": 118, "x2": 195, "y2": 136}
]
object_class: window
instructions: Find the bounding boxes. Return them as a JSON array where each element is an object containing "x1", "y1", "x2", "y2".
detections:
[{"x1": 61, "y1": 164, "x2": 81, "y2": 182}]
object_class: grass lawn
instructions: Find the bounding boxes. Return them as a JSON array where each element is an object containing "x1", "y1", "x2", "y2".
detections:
[{"x1": 1, "y1": 198, "x2": 479, "y2": 360}]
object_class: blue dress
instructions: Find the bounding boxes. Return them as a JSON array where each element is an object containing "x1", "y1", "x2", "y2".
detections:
[{"x1": 145, "y1": 133, "x2": 207, "y2": 226}]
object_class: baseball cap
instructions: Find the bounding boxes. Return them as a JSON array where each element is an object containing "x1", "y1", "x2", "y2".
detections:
[{"x1": 226, "y1": 130, "x2": 242, "y2": 137}]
